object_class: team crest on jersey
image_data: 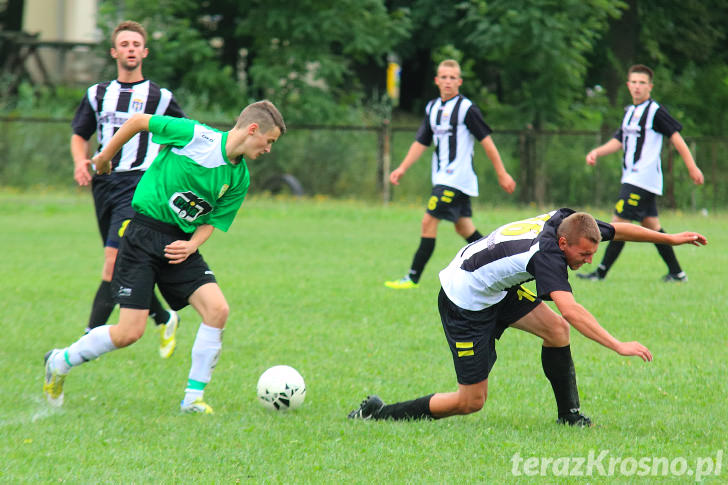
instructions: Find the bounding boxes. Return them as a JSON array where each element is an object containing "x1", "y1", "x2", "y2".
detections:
[
  {"x1": 169, "y1": 191, "x2": 213, "y2": 222},
  {"x1": 131, "y1": 98, "x2": 145, "y2": 112},
  {"x1": 217, "y1": 184, "x2": 229, "y2": 199}
]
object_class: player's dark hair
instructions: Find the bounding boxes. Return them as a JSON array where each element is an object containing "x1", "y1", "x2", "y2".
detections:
[
  {"x1": 111, "y1": 20, "x2": 148, "y2": 48},
  {"x1": 628, "y1": 64, "x2": 654, "y2": 82},
  {"x1": 557, "y1": 212, "x2": 601, "y2": 245},
  {"x1": 236, "y1": 100, "x2": 286, "y2": 134}
]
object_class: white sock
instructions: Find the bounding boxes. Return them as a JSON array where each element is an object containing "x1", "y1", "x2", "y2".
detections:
[
  {"x1": 55, "y1": 325, "x2": 117, "y2": 373},
  {"x1": 184, "y1": 323, "x2": 223, "y2": 404}
]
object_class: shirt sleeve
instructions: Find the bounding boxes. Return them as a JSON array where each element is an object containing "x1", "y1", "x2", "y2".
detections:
[
  {"x1": 597, "y1": 220, "x2": 616, "y2": 241},
  {"x1": 164, "y1": 95, "x2": 186, "y2": 118},
  {"x1": 464, "y1": 104, "x2": 493, "y2": 141},
  {"x1": 652, "y1": 106, "x2": 682, "y2": 137},
  {"x1": 612, "y1": 128, "x2": 623, "y2": 142},
  {"x1": 531, "y1": 248, "x2": 572, "y2": 299},
  {"x1": 149, "y1": 116, "x2": 196, "y2": 147},
  {"x1": 414, "y1": 116, "x2": 433, "y2": 146},
  {"x1": 71, "y1": 95, "x2": 97, "y2": 140}
]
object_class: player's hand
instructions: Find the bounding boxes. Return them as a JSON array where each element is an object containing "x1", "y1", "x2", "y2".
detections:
[
  {"x1": 689, "y1": 166, "x2": 704, "y2": 185},
  {"x1": 74, "y1": 159, "x2": 93, "y2": 186},
  {"x1": 93, "y1": 154, "x2": 112, "y2": 175},
  {"x1": 164, "y1": 240, "x2": 198, "y2": 264},
  {"x1": 615, "y1": 341, "x2": 653, "y2": 362},
  {"x1": 585, "y1": 150, "x2": 598, "y2": 166},
  {"x1": 498, "y1": 172, "x2": 516, "y2": 194},
  {"x1": 389, "y1": 167, "x2": 406, "y2": 185},
  {"x1": 670, "y1": 231, "x2": 707, "y2": 247}
]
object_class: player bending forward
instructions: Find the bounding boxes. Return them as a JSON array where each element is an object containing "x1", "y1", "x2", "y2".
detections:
[
  {"x1": 349, "y1": 209, "x2": 706, "y2": 426},
  {"x1": 44, "y1": 100, "x2": 285, "y2": 413}
]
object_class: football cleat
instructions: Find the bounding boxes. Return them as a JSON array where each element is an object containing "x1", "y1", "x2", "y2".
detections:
[
  {"x1": 180, "y1": 399, "x2": 214, "y2": 414},
  {"x1": 384, "y1": 276, "x2": 419, "y2": 290},
  {"x1": 159, "y1": 310, "x2": 180, "y2": 359},
  {"x1": 662, "y1": 272, "x2": 687, "y2": 283},
  {"x1": 348, "y1": 395, "x2": 385, "y2": 420},
  {"x1": 576, "y1": 271, "x2": 604, "y2": 281},
  {"x1": 557, "y1": 410, "x2": 592, "y2": 427},
  {"x1": 43, "y1": 349, "x2": 67, "y2": 407}
]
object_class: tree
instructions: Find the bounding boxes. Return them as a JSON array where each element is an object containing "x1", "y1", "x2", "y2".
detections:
[{"x1": 98, "y1": 0, "x2": 410, "y2": 122}]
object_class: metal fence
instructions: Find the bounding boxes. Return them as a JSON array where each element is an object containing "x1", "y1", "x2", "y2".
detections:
[{"x1": 1, "y1": 116, "x2": 725, "y2": 211}]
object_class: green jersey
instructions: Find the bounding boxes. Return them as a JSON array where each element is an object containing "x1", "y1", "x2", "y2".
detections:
[{"x1": 132, "y1": 116, "x2": 250, "y2": 233}]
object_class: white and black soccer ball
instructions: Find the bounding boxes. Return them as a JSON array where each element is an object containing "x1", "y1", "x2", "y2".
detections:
[{"x1": 256, "y1": 365, "x2": 306, "y2": 411}]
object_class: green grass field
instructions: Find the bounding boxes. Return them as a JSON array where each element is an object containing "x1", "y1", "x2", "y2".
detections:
[{"x1": 1, "y1": 192, "x2": 726, "y2": 483}]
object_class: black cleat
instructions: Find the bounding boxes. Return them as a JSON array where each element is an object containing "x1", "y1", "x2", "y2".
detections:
[
  {"x1": 662, "y1": 272, "x2": 687, "y2": 282},
  {"x1": 348, "y1": 395, "x2": 385, "y2": 420},
  {"x1": 557, "y1": 410, "x2": 592, "y2": 427},
  {"x1": 576, "y1": 271, "x2": 604, "y2": 281}
]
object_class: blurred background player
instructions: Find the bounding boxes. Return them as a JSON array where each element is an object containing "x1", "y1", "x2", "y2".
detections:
[
  {"x1": 45, "y1": 100, "x2": 286, "y2": 413},
  {"x1": 385, "y1": 59, "x2": 516, "y2": 289},
  {"x1": 70, "y1": 20, "x2": 185, "y2": 357},
  {"x1": 578, "y1": 64, "x2": 704, "y2": 282}
]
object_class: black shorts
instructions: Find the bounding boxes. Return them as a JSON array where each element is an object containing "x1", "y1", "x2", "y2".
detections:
[
  {"x1": 426, "y1": 185, "x2": 473, "y2": 222},
  {"x1": 111, "y1": 214, "x2": 217, "y2": 311},
  {"x1": 91, "y1": 171, "x2": 144, "y2": 248},
  {"x1": 438, "y1": 286, "x2": 541, "y2": 385},
  {"x1": 613, "y1": 183, "x2": 658, "y2": 221}
]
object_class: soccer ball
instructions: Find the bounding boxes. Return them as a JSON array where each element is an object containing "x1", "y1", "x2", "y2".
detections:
[{"x1": 256, "y1": 365, "x2": 306, "y2": 411}]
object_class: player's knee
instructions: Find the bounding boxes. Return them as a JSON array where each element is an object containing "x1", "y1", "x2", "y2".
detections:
[
  {"x1": 112, "y1": 326, "x2": 145, "y2": 347},
  {"x1": 456, "y1": 390, "x2": 487, "y2": 414},
  {"x1": 207, "y1": 300, "x2": 230, "y2": 326},
  {"x1": 542, "y1": 317, "x2": 570, "y2": 346}
]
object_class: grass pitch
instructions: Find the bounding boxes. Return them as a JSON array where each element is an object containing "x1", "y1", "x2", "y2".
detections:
[{"x1": 1, "y1": 192, "x2": 726, "y2": 483}]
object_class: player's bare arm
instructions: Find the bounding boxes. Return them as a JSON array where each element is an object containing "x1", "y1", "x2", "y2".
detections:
[
  {"x1": 670, "y1": 132, "x2": 704, "y2": 185},
  {"x1": 70, "y1": 134, "x2": 93, "y2": 186},
  {"x1": 164, "y1": 224, "x2": 215, "y2": 264},
  {"x1": 390, "y1": 141, "x2": 428, "y2": 185},
  {"x1": 585, "y1": 138, "x2": 622, "y2": 166},
  {"x1": 611, "y1": 222, "x2": 707, "y2": 246},
  {"x1": 551, "y1": 291, "x2": 653, "y2": 362},
  {"x1": 480, "y1": 135, "x2": 515, "y2": 193},
  {"x1": 92, "y1": 113, "x2": 152, "y2": 174}
]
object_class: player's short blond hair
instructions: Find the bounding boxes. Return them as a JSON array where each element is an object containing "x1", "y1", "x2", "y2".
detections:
[
  {"x1": 557, "y1": 212, "x2": 602, "y2": 245},
  {"x1": 437, "y1": 59, "x2": 461, "y2": 75},
  {"x1": 111, "y1": 20, "x2": 147, "y2": 48},
  {"x1": 235, "y1": 100, "x2": 286, "y2": 134}
]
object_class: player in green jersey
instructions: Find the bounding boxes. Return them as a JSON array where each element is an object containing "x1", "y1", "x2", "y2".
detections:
[{"x1": 44, "y1": 100, "x2": 286, "y2": 414}]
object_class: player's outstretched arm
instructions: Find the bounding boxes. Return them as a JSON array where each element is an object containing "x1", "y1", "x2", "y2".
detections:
[
  {"x1": 670, "y1": 132, "x2": 704, "y2": 185},
  {"x1": 480, "y1": 135, "x2": 515, "y2": 194},
  {"x1": 585, "y1": 138, "x2": 622, "y2": 166},
  {"x1": 390, "y1": 141, "x2": 428, "y2": 185},
  {"x1": 612, "y1": 223, "x2": 707, "y2": 246},
  {"x1": 551, "y1": 291, "x2": 653, "y2": 362},
  {"x1": 92, "y1": 113, "x2": 152, "y2": 174}
]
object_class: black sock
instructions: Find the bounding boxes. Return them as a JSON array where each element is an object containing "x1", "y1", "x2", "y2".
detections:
[
  {"x1": 88, "y1": 280, "x2": 115, "y2": 330},
  {"x1": 598, "y1": 240, "x2": 625, "y2": 277},
  {"x1": 654, "y1": 228, "x2": 682, "y2": 274},
  {"x1": 541, "y1": 345, "x2": 581, "y2": 417},
  {"x1": 149, "y1": 293, "x2": 170, "y2": 326},
  {"x1": 408, "y1": 237, "x2": 435, "y2": 284},
  {"x1": 466, "y1": 230, "x2": 483, "y2": 244},
  {"x1": 377, "y1": 394, "x2": 434, "y2": 420}
]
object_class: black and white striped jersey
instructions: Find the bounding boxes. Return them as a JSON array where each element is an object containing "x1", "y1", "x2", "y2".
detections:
[
  {"x1": 72, "y1": 79, "x2": 185, "y2": 173},
  {"x1": 439, "y1": 209, "x2": 615, "y2": 311},
  {"x1": 415, "y1": 94, "x2": 492, "y2": 197},
  {"x1": 613, "y1": 99, "x2": 682, "y2": 195}
]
